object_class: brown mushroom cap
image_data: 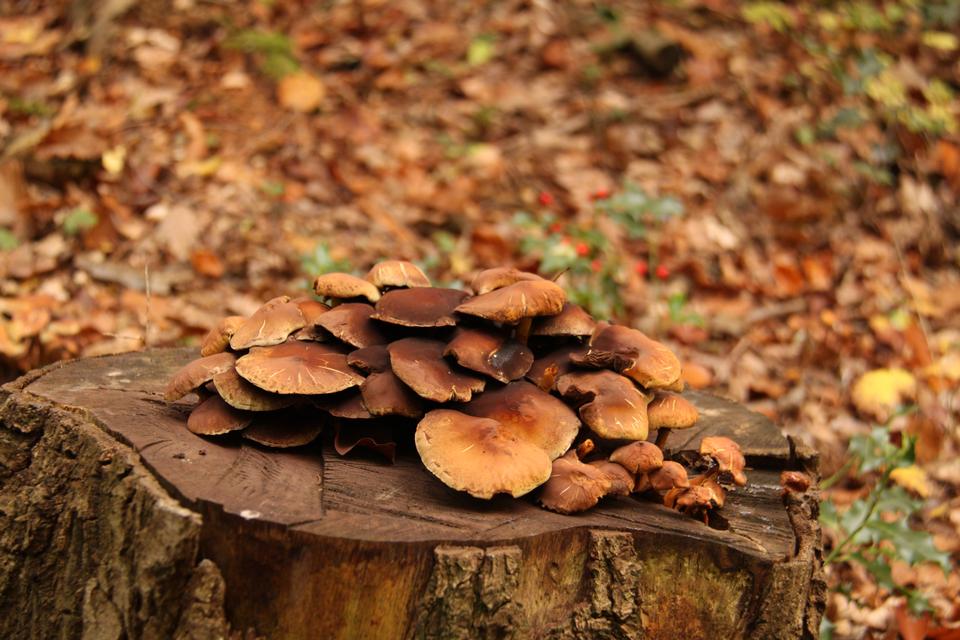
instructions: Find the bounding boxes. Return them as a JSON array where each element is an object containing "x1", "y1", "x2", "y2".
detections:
[
  {"x1": 314, "y1": 303, "x2": 389, "y2": 348},
  {"x1": 538, "y1": 450, "x2": 612, "y2": 514},
  {"x1": 364, "y1": 260, "x2": 431, "y2": 289},
  {"x1": 230, "y1": 297, "x2": 306, "y2": 350},
  {"x1": 555, "y1": 370, "x2": 652, "y2": 440},
  {"x1": 371, "y1": 287, "x2": 469, "y2": 327},
  {"x1": 470, "y1": 267, "x2": 544, "y2": 295},
  {"x1": 526, "y1": 344, "x2": 588, "y2": 391},
  {"x1": 235, "y1": 341, "x2": 363, "y2": 395},
  {"x1": 200, "y1": 316, "x2": 246, "y2": 356},
  {"x1": 243, "y1": 410, "x2": 324, "y2": 448},
  {"x1": 360, "y1": 370, "x2": 424, "y2": 418},
  {"x1": 669, "y1": 479, "x2": 725, "y2": 514},
  {"x1": 699, "y1": 436, "x2": 747, "y2": 486},
  {"x1": 165, "y1": 352, "x2": 238, "y2": 401},
  {"x1": 316, "y1": 390, "x2": 374, "y2": 420},
  {"x1": 531, "y1": 302, "x2": 596, "y2": 337},
  {"x1": 334, "y1": 420, "x2": 398, "y2": 463},
  {"x1": 346, "y1": 345, "x2": 391, "y2": 373},
  {"x1": 313, "y1": 272, "x2": 381, "y2": 303},
  {"x1": 188, "y1": 395, "x2": 252, "y2": 435},
  {"x1": 388, "y1": 338, "x2": 485, "y2": 402},
  {"x1": 589, "y1": 460, "x2": 635, "y2": 497},
  {"x1": 415, "y1": 409, "x2": 552, "y2": 499},
  {"x1": 647, "y1": 393, "x2": 699, "y2": 429},
  {"x1": 460, "y1": 381, "x2": 580, "y2": 460},
  {"x1": 609, "y1": 441, "x2": 664, "y2": 475},
  {"x1": 212, "y1": 367, "x2": 296, "y2": 412},
  {"x1": 455, "y1": 279, "x2": 566, "y2": 324},
  {"x1": 443, "y1": 327, "x2": 534, "y2": 383},
  {"x1": 572, "y1": 322, "x2": 682, "y2": 390},
  {"x1": 648, "y1": 461, "x2": 691, "y2": 492},
  {"x1": 293, "y1": 297, "x2": 331, "y2": 325}
]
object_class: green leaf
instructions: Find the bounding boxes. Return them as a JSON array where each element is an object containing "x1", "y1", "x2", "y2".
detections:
[
  {"x1": 0, "y1": 227, "x2": 19, "y2": 251},
  {"x1": 864, "y1": 519, "x2": 951, "y2": 571},
  {"x1": 62, "y1": 209, "x2": 99, "y2": 236},
  {"x1": 467, "y1": 35, "x2": 497, "y2": 66}
]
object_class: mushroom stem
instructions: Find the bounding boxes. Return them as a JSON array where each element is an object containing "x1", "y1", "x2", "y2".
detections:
[
  {"x1": 576, "y1": 439, "x2": 595, "y2": 460},
  {"x1": 515, "y1": 317, "x2": 533, "y2": 344},
  {"x1": 654, "y1": 427, "x2": 671, "y2": 449}
]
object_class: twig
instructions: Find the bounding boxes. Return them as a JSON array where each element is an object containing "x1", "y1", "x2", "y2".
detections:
[{"x1": 144, "y1": 262, "x2": 152, "y2": 349}]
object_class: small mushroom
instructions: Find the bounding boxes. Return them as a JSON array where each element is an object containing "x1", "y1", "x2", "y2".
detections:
[
  {"x1": 647, "y1": 461, "x2": 691, "y2": 492},
  {"x1": 648, "y1": 392, "x2": 699, "y2": 448},
  {"x1": 188, "y1": 395, "x2": 252, "y2": 435},
  {"x1": 609, "y1": 441, "x2": 664, "y2": 490},
  {"x1": 293, "y1": 297, "x2": 331, "y2": 324},
  {"x1": 589, "y1": 460, "x2": 635, "y2": 497},
  {"x1": 526, "y1": 344, "x2": 588, "y2": 391},
  {"x1": 555, "y1": 370, "x2": 651, "y2": 440},
  {"x1": 243, "y1": 409, "x2": 324, "y2": 448},
  {"x1": 235, "y1": 341, "x2": 363, "y2": 395},
  {"x1": 444, "y1": 327, "x2": 534, "y2": 383},
  {"x1": 538, "y1": 450, "x2": 612, "y2": 514},
  {"x1": 165, "y1": 352, "x2": 238, "y2": 401},
  {"x1": 455, "y1": 279, "x2": 566, "y2": 343},
  {"x1": 360, "y1": 370, "x2": 424, "y2": 418},
  {"x1": 313, "y1": 272, "x2": 381, "y2": 303},
  {"x1": 316, "y1": 390, "x2": 374, "y2": 420},
  {"x1": 699, "y1": 436, "x2": 747, "y2": 486},
  {"x1": 469, "y1": 267, "x2": 544, "y2": 295},
  {"x1": 780, "y1": 470, "x2": 811, "y2": 496},
  {"x1": 572, "y1": 322, "x2": 683, "y2": 390},
  {"x1": 371, "y1": 287, "x2": 468, "y2": 327},
  {"x1": 314, "y1": 303, "x2": 389, "y2": 348},
  {"x1": 364, "y1": 260, "x2": 431, "y2": 289},
  {"x1": 230, "y1": 296, "x2": 306, "y2": 350},
  {"x1": 667, "y1": 478, "x2": 726, "y2": 523},
  {"x1": 212, "y1": 367, "x2": 296, "y2": 412},
  {"x1": 531, "y1": 302, "x2": 596, "y2": 338},
  {"x1": 388, "y1": 338, "x2": 486, "y2": 403},
  {"x1": 346, "y1": 345, "x2": 391, "y2": 373},
  {"x1": 200, "y1": 316, "x2": 246, "y2": 356}
]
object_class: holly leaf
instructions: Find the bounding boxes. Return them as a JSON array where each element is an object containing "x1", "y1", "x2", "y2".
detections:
[{"x1": 864, "y1": 519, "x2": 951, "y2": 572}]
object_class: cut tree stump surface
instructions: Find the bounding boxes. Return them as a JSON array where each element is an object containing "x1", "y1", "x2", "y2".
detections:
[{"x1": 0, "y1": 348, "x2": 825, "y2": 640}]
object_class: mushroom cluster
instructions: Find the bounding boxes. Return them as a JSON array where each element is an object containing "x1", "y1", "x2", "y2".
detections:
[{"x1": 165, "y1": 261, "x2": 748, "y2": 518}]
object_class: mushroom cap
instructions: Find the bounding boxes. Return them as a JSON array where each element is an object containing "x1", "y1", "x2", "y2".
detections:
[
  {"x1": 415, "y1": 409, "x2": 552, "y2": 499},
  {"x1": 200, "y1": 315, "x2": 246, "y2": 356},
  {"x1": 293, "y1": 297, "x2": 331, "y2": 325},
  {"x1": 388, "y1": 338, "x2": 485, "y2": 402},
  {"x1": 699, "y1": 436, "x2": 747, "y2": 486},
  {"x1": 609, "y1": 441, "x2": 664, "y2": 475},
  {"x1": 165, "y1": 352, "x2": 237, "y2": 401},
  {"x1": 364, "y1": 260, "x2": 431, "y2": 289},
  {"x1": 648, "y1": 461, "x2": 690, "y2": 492},
  {"x1": 346, "y1": 345, "x2": 391, "y2": 373},
  {"x1": 455, "y1": 280, "x2": 566, "y2": 324},
  {"x1": 243, "y1": 410, "x2": 324, "y2": 448},
  {"x1": 371, "y1": 287, "x2": 468, "y2": 327},
  {"x1": 212, "y1": 367, "x2": 297, "y2": 412},
  {"x1": 443, "y1": 327, "x2": 534, "y2": 383},
  {"x1": 531, "y1": 302, "x2": 596, "y2": 337},
  {"x1": 460, "y1": 380, "x2": 580, "y2": 460},
  {"x1": 188, "y1": 395, "x2": 252, "y2": 435},
  {"x1": 314, "y1": 303, "x2": 389, "y2": 348},
  {"x1": 589, "y1": 460, "x2": 635, "y2": 497},
  {"x1": 555, "y1": 370, "x2": 651, "y2": 440},
  {"x1": 316, "y1": 390, "x2": 373, "y2": 420},
  {"x1": 470, "y1": 267, "x2": 544, "y2": 295},
  {"x1": 538, "y1": 450, "x2": 612, "y2": 514},
  {"x1": 647, "y1": 393, "x2": 699, "y2": 429},
  {"x1": 230, "y1": 297, "x2": 306, "y2": 350},
  {"x1": 360, "y1": 370, "x2": 424, "y2": 418},
  {"x1": 780, "y1": 471, "x2": 811, "y2": 495},
  {"x1": 572, "y1": 322, "x2": 682, "y2": 390},
  {"x1": 235, "y1": 341, "x2": 363, "y2": 395},
  {"x1": 526, "y1": 344, "x2": 588, "y2": 391},
  {"x1": 313, "y1": 272, "x2": 381, "y2": 303},
  {"x1": 671, "y1": 479, "x2": 725, "y2": 512},
  {"x1": 334, "y1": 419, "x2": 398, "y2": 463}
]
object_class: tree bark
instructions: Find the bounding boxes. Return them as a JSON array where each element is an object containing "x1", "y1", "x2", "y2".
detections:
[{"x1": 0, "y1": 349, "x2": 824, "y2": 639}]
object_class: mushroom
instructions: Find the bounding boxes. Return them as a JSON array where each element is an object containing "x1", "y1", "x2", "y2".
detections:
[
  {"x1": 469, "y1": 267, "x2": 544, "y2": 295},
  {"x1": 212, "y1": 367, "x2": 296, "y2": 412},
  {"x1": 646, "y1": 461, "x2": 691, "y2": 493},
  {"x1": 314, "y1": 303, "x2": 389, "y2": 348},
  {"x1": 230, "y1": 296, "x2": 306, "y2": 350},
  {"x1": 234, "y1": 341, "x2": 363, "y2": 395},
  {"x1": 289, "y1": 298, "x2": 332, "y2": 341},
  {"x1": 525, "y1": 344, "x2": 588, "y2": 391},
  {"x1": 455, "y1": 279, "x2": 566, "y2": 343},
  {"x1": 780, "y1": 470, "x2": 811, "y2": 496},
  {"x1": 346, "y1": 345, "x2": 391, "y2": 373},
  {"x1": 371, "y1": 287, "x2": 469, "y2": 328},
  {"x1": 334, "y1": 419, "x2": 398, "y2": 462},
  {"x1": 364, "y1": 260, "x2": 431, "y2": 289},
  {"x1": 388, "y1": 338, "x2": 485, "y2": 402},
  {"x1": 572, "y1": 322, "x2": 683, "y2": 390},
  {"x1": 316, "y1": 390, "x2": 374, "y2": 420},
  {"x1": 313, "y1": 272, "x2": 381, "y2": 304},
  {"x1": 555, "y1": 370, "x2": 652, "y2": 440},
  {"x1": 188, "y1": 395, "x2": 252, "y2": 435},
  {"x1": 360, "y1": 370, "x2": 424, "y2": 418},
  {"x1": 243, "y1": 409, "x2": 324, "y2": 448},
  {"x1": 415, "y1": 409, "x2": 552, "y2": 499},
  {"x1": 538, "y1": 450, "x2": 612, "y2": 514},
  {"x1": 588, "y1": 460, "x2": 635, "y2": 497},
  {"x1": 699, "y1": 436, "x2": 747, "y2": 486},
  {"x1": 164, "y1": 352, "x2": 237, "y2": 401},
  {"x1": 609, "y1": 440, "x2": 664, "y2": 490},
  {"x1": 200, "y1": 316, "x2": 246, "y2": 356},
  {"x1": 531, "y1": 302, "x2": 596, "y2": 338},
  {"x1": 460, "y1": 380, "x2": 580, "y2": 460},
  {"x1": 443, "y1": 327, "x2": 534, "y2": 383},
  {"x1": 648, "y1": 392, "x2": 699, "y2": 448},
  {"x1": 666, "y1": 478, "x2": 726, "y2": 523}
]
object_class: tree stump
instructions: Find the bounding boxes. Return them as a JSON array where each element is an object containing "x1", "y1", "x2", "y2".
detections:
[{"x1": 0, "y1": 349, "x2": 825, "y2": 639}]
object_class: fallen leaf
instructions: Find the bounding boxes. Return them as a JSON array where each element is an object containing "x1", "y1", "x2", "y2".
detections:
[
  {"x1": 851, "y1": 368, "x2": 917, "y2": 422},
  {"x1": 277, "y1": 71, "x2": 325, "y2": 113},
  {"x1": 890, "y1": 465, "x2": 931, "y2": 498}
]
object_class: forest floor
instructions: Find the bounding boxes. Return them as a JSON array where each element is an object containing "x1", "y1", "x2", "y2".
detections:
[{"x1": 1, "y1": 1, "x2": 958, "y2": 636}]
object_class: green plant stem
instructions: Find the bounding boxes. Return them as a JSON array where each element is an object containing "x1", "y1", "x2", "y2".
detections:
[
  {"x1": 824, "y1": 473, "x2": 889, "y2": 565},
  {"x1": 820, "y1": 457, "x2": 855, "y2": 490}
]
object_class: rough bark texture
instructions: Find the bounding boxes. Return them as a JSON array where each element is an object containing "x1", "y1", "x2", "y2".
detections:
[{"x1": 0, "y1": 349, "x2": 824, "y2": 639}]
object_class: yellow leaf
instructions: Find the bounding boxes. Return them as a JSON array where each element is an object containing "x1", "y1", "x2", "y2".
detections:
[
  {"x1": 922, "y1": 31, "x2": 958, "y2": 51},
  {"x1": 851, "y1": 368, "x2": 916, "y2": 421},
  {"x1": 176, "y1": 155, "x2": 222, "y2": 178},
  {"x1": 890, "y1": 465, "x2": 930, "y2": 498},
  {"x1": 101, "y1": 146, "x2": 126, "y2": 176},
  {"x1": 277, "y1": 72, "x2": 325, "y2": 113}
]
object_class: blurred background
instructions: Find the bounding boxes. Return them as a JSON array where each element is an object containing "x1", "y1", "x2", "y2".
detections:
[{"x1": 0, "y1": 0, "x2": 958, "y2": 636}]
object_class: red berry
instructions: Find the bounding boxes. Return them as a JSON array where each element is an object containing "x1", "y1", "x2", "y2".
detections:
[
  {"x1": 635, "y1": 260, "x2": 648, "y2": 276},
  {"x1": 548, "y1": 222, "x2": 563, "y2": 233},
  {"x1": 592, "y1": 187, "x2": 611, "y2": 200},
  {"x1": 538, "y1": 191, "x2": 554, "y2": 206},
  {"x1": 655, "y1": 264, "x2": 670, "y2": 279},
  {"x1": 590, "y1": 259, "x2": 602, "y2": 272},
  {"x1": 575, "y1": 242, "x2": 589, "y2": 257}
]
